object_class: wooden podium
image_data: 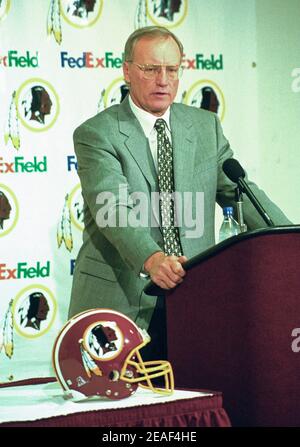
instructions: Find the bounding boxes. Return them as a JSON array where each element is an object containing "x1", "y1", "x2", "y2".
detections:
[{"x1": 145, "y1": 226, "x2": 300, "y2": 426}]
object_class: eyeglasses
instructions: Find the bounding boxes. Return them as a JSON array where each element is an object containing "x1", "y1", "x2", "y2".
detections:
[{"x1": 128, "y1": 62, "x2": 183, "y2": 80}]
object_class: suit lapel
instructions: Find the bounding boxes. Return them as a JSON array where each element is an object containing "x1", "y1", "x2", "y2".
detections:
[
  {"x1": 170, "y1": 104, "x2": 196, "y2": 193},
  {"x1": 117, "y1": 99, "x2": 198, "y2": 230},
  {"x1": 118, "y1": 97, "x2": 158, "y2": 191},
  {"x1": 118, "y1": 98, "x2": 197, "y2": 194}
]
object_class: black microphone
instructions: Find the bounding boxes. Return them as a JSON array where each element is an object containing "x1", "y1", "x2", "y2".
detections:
[{"x1": 222, "y1": 158, "x2": 274, "y2": 227}]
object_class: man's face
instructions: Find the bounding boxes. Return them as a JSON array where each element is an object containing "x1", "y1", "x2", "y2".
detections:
[{"x1": 123, "y1": 36, "x2": 181, "y2": 116}]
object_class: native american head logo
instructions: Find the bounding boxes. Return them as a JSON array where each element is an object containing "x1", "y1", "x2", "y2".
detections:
[
  {"x1": 0, "y1": 190, "x2": 12, "y2": 230},
  {"x1": 78, "y1": 321, "x2": 124, "y2": 378},
  {"x1": 0, "y1": 287, "x2": 56, "y2": 360},
  {"x1": 4, "y1": 79, "x2": 59, "y2": 150},
  {"x1": 97, "y1": 78, "x2": 129, "y2": 113},
  {"x1": 0, "y1": 185, "x2": 18, "y2": 237},
  {"x1": 83, "y1": 321, "x2": 124, "y2": 360},
  {"x1": 47, "y1": 0, "x2": 103, "y2": 44},
  {"x1": 192, "y1": 86, "x2": 220, "y2": 114},
  {"x1": 182, "y1": 80, "x2": 225, "y2": 122},
  {"x1": 66, "y1": 0, "x2": 97, "y2": 18},
  {"x1": 151, "y1": 0, "x2": 182, "y2": 22},
  {"x1": 135, "y1": 0, "x2": 186, "y2": 29},
  {"x1": 18, "y1": 292, "x2": 50, "y2": 331},
  {"x1": 89, "y1": 323, "x2": 118, "y2": 356},
  {"x1": 21, "y1": 86, "x2": 53, "y2": 125}
]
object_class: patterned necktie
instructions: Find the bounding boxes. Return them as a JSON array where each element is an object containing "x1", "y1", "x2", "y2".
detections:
[{"x1": 154, "y1": 118, "x2": 183, "y2": 257}]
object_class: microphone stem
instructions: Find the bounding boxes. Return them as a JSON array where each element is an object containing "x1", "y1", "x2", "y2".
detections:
[
  {"x1": 238, "y1": 178, "x2": 274, "y2": 227},
  {"x1": 237, "y1": 201, "x2": 247, "y2": 232},
  {"x1": 235, "y1": 187, "x2": 247, "y2": 232}
]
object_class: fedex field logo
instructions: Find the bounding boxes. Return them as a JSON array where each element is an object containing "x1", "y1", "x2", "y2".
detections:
[
  {"x1": 0, "y1": 261, "x2": 50, "y2": 280},
  {"x1": 60, "y1": 51, "x2": 223, "y2": 70},
  {"x1": 0, "y1": 156, "x2": 47, "y2": 173},
  {"x1": 182, "y1": 53, "x2": 224, "y2": 71},
  {"x1": 60, "y1": 51, "x2": 123, "y2": 69},
  {"x1": 0, "y1": 50, "x2": 39, "y2": 68}
]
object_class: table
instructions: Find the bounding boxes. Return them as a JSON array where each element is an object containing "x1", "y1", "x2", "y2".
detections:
[{"x1": 0, "y1": 377, "x2": 231, "y2": 427}]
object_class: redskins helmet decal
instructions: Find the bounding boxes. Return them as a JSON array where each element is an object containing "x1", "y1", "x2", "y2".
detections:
[{"x1": 53, "y1": 309, "x2": 174, "y2": 400}]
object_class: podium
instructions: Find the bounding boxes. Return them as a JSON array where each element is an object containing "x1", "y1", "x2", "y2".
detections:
[{"x1": 144, "y1": 226, "x2": 300, "y2": 426}]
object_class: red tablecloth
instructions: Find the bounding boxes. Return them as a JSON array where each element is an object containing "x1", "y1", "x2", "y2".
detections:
[{"x1": 0, "y1": 378, "x2": 231, "y2": 427}]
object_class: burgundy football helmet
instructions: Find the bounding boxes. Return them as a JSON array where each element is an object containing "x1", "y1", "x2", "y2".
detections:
[{"x1": 53, "y1": 309, "x2": 174, "y2": 400}]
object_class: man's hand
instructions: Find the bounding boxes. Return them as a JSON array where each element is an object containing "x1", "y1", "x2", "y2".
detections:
[{"x1": 144, "y1": 251, "x2": 187, "y2": 290}]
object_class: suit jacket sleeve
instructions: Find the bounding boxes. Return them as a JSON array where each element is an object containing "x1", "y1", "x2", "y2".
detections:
[
  {"x1": 214, "y1": 114, "x2": 292, "y2": 229},
  {"x1": 73, "y1": 122, "x2": 161, "y2": 275}
]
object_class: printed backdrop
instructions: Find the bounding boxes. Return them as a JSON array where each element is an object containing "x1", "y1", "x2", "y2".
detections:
[{"x1": 0, "y1": 0, "x2": 294, "y2": 382}]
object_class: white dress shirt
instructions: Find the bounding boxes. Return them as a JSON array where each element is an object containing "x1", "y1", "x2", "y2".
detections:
[{"x1": 128, "y1": 94, "x2": 172, "y2": 170}]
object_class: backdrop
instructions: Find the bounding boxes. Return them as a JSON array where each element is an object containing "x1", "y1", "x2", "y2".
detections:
[{"x1": 0, "y1": 0, "x2": 299, "y2": 383}]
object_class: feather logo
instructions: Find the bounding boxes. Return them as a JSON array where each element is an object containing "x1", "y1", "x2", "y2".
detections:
[
  {"x1": 4, "y1": 91, "x2": 20, "y2": 150},
  {"x1": 135, "y1": 0, "x2": 147, "y2": 29},
  {"x1": 79, "y1": 340, "x2": 102, "y2": 378},
  {"x1": 0, "y1": 299, "x2": 14, "y2": 359},
  {"x1": 47, "y1": 0, "x2": 62, "y2": 44},
  {"x1": 57, "y1": 194, "x2": 73, "y2": 252},
  {"x1": 0, "y1": 0, "x2": 11, "y2": 22}
]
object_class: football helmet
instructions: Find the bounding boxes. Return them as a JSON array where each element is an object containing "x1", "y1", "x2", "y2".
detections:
[{"x1": 53, "y1": 308, "x2": 174, "y2": 400}]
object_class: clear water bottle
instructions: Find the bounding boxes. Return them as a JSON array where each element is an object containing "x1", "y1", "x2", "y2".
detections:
[{"x1": 218, "y1": 206, "x2": 240, "y2": 242}]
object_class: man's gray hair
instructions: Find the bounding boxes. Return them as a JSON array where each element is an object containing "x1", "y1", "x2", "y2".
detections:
[{"x1": 124, "y1": 26, "x2": 184, "y2": 62}]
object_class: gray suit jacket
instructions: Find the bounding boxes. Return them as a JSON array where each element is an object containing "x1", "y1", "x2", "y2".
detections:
[{"x1": 69, "y1": 96, "x2": 291, "y2": 329}]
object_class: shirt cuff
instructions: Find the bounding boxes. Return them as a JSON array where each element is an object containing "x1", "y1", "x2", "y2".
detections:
[{"x1": 139, "y1": 264, "x2": 150, "y2": 280}]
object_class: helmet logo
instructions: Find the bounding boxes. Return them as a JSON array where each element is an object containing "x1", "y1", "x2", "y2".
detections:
[{"x1": 83, "y1": 321, "x2": 124, "y2": 361}]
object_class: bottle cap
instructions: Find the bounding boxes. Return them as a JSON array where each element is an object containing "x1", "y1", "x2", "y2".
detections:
[{"x1": 223, "y1": 206, "x2": 233, "y2": 216}]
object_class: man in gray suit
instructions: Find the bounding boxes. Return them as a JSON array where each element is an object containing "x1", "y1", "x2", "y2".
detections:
[{"x1": 69, "y1": 26, "x2": 290, "y2": 358}]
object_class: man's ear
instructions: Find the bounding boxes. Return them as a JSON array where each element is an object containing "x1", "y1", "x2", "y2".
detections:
[{"x1": 123, "y1": 62, "x2": 130, "y2": 84}]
